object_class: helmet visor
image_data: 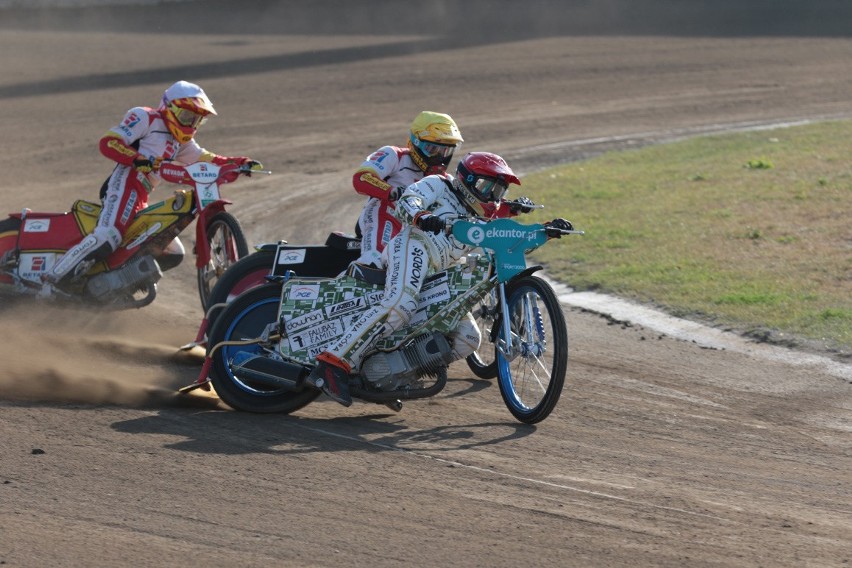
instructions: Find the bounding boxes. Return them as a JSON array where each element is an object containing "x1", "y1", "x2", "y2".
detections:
[
  {"x1": 169, "y1": 103, "x2": 205, "y2": 128},
  {"x1": 412, "y1": 136, "x2": 457, "y2": 159},
  {"x1": 470, "y1": 176, "x2": 509, "y2": 202}
]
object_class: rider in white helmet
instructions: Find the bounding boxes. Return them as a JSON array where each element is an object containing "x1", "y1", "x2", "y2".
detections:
[
  {"x1": 41, "y1": 81, "x2": 261, "y2": 296},
  {"x1": 352, "y1": 111, "x2": 463, "y2": 268},
  {"x1": 308, "y1": 152, "x2": 559, "y2": 406}
]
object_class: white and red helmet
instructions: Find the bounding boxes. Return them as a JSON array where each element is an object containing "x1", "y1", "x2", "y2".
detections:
[
  {"x1": 160, "y1": 81, "x2": 216, "y2": 143},
  {"x1": 453, "y1": 152, "x2": 521, "y2": 215}
]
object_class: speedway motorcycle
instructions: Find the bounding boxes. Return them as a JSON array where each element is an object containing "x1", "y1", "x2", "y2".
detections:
[
  {"x1": 180, "y1": 206, "x2": 529, "y2": 381},
  {"x1": 194, "y1": 214, "x2": 581, "y2": 424},
  {"x1": 0, "y1": 161, "x2": 267, "y2": 309}
]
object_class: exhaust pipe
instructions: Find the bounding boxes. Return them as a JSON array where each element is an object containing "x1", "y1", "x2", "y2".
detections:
[{"x1": 229, "y1": 351, "x2": 309, "y2": 390}]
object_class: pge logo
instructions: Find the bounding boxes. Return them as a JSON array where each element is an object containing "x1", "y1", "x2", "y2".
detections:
[{"x1": 466, "y1": 226, "x2": 485, "y2": 245}]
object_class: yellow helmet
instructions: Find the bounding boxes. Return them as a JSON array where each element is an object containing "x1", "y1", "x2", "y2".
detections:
[
  {"x1": 408, "y1": 111, "x2": 463, "y2": 175},
  {"x1": 160, "y1": 81, "x2": 217, "y2": 144}
]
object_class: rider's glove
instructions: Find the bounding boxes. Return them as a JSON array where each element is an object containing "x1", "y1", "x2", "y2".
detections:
[
  {"x1": 133, "y1": 156, "x2": 155, "y2": 174},
  {"x1": 233, "y1": 157, "x2": 263, "y2": 176},
  {"x1": 508, "y1": 196, "x2": 536, "y2": 214},
  {"x1": 548, "y1": 218, "x2": 574, "y2": 231},
  {"x1": 415, "y1": 213, "x2": 446, "y2": 235}
]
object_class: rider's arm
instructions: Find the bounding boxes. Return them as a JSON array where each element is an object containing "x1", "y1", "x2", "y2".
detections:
[
  {"x1": 99, "y1": 106, "x2": 153, "y2": 166},
  {"x1": 394, "y1": 176, "x2": 443, "y2": 225},
  {"x1": 353, "y1": 146, "x2": 403, "y2": 200},
  {"x1": 99, "y1": 132, "x2": 139, "y2": 166}
]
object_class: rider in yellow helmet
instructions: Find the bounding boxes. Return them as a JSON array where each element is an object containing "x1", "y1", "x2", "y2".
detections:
[{"x1": 351, "y1": 111, "x2": 463, "y2": 268}]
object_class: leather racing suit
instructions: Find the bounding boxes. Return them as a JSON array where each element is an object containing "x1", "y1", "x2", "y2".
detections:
[
  {"x1": 47, "y1": 106, "x2": 241, "y2": 284},
  {"x1": 325, "y1": 173, "x2": 488, "y2": 372},
  {"x1": 352, "y1": 145, "x2": 426, "y2": 268}
]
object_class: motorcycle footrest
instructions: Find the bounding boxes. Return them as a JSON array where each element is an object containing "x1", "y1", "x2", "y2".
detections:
[{"x1": 229, "y1": 351, "x2": 308, "y2": 391}]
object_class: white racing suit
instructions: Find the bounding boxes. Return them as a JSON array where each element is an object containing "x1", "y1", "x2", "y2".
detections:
[
  {"x1": 353, "y1": 146, "x2": 424, "y2": 268},
  {"x1": 325, "y1": 174, "x2": 481, "y2": 372}
]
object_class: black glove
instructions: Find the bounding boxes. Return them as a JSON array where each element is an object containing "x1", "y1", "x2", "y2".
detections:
[
  {"x1": 508, "y1": 196, "x2": 536, "y2": 214},
  {"x1": 240, "y1": 159, "x2": 263, "y2": 176},
  {"x1": 416, "y1": 213, "x2": 446, "y2": 235},
  {"x1": 133, "y1": 157, "x2": 154, "y2": 174},
  {"x1": 388, "y1": 186, "x2": 406, "y2": 201},
  {"x1": 548, "y1": 218, "x2": 573, "y2": 231}
]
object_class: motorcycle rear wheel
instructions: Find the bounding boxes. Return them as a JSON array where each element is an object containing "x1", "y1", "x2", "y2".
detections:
[
  {"x1": 197, "y1": 211, "x2": 249, "y2": 311},
  {"x1": 208, "y1": 282, "x2": 320, "y2": 413},
  {"x1": 496, "y1": 275, "x2": 568, "y2": 424}
]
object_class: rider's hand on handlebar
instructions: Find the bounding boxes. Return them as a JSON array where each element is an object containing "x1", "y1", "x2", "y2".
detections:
[
  {"x1": 133, "y1": 156, "x2": 155, "y2": 174},
  {"x1": 415, "y1": 213, "x2": 446, "y2": 235},
  {"x1": 232, "y1": 157, "x2": 263, "y2": 176},
  {"x1": 508, "y1": 196, "x2": 536, "y2": 214},
  {"x1": 545, "y1": 218, "x2": 574, "y2": 238}
]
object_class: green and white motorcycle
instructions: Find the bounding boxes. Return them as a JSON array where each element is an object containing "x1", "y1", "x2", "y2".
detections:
[{"x1": 197, "y1": 215, "x2": 581, "y2": 424}]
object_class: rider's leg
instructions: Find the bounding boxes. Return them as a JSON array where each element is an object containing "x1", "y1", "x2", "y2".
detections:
[
  {"x1": 308, "y1": 228, "x2": 430, "y2": 405},
  {"x1": 353, "y1": 198, "x2": 401, "y2": 269},
  {"x1": 43, "y1": 168, "x2": 144, "y2": 292},
  {"x1": 353, "y1": 198, "x2": 383, "y2": 268}
]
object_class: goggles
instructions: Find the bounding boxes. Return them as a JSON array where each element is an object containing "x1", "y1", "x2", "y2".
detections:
[
  {"x1": 411, "y1": 135, "x2": 457, "y2": 159},
  {"x1": 169, "y1": 103, "x2": 205, "y2": 128},
  {"x1": 468, "y1": 176, "x2": 509, "y2": 202}
]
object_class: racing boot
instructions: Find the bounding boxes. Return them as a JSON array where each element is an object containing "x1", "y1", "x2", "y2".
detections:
[{"x1": 306, "y1": 352, "x2": 353, "y2": 407}]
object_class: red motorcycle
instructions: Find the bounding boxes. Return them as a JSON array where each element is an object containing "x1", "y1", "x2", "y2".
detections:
[{"x1": 0, "y1": 161, "x2": 267, "y2": 309}]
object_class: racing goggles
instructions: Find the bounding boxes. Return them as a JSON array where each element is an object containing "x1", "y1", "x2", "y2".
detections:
[
  {"x1": 411, "y1": 135, "x2": 457, "y2": 160},
  {"x1": 169, "y1": 103, "x2": 206, "y2": 128},
  {"x1": 468, "y1": 176, "x2": 509, "y2": 202}
]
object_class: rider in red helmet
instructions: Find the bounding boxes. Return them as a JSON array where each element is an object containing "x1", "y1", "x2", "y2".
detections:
[
  {"x1": 41, "y1": 81, "x2": 260, "y2": 296},
  {"x1": 307, "y1": 152, "x2": 567, "y2": 406}
]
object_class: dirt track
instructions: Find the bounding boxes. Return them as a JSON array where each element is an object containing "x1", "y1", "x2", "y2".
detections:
[{"x1": 1, "y1": 3, "x2": 851, "y2": 566}]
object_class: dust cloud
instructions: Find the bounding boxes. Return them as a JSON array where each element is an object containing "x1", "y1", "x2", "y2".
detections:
[{"x1": 0, "y1": 301, "x2": 219, "y2": 408}]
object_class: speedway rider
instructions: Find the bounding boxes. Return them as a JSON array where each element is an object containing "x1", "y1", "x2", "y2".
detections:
[
  {"x1": 307, "y1": 152, "x2": 572, "y2": 406},
  {"x1": 352, "y1": 111, "x2": 464, "y2": 269},
  {"x1": 41, "y1": 81, "x2": 261, "y2": 296}
]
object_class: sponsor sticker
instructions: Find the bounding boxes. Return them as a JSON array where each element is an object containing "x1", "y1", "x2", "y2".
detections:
[
  {"x1": 288, "y1": 319, "x2": 343, "y2": 352},
  {"x1": 23, "y1": 219, "x2": 50, "y2": 232},
  {"x1": 288, "y1": 284, "x2": 320, "y2": 301},
  {"x1": 277, "y1": 248, "x2": 306, "y2": 264},
  {"x1": 284, "y1": 308, "x2": 325, "y2": 333},
  {"x1": 325, "y1": 297, "x2": 365, "y2": 318}
]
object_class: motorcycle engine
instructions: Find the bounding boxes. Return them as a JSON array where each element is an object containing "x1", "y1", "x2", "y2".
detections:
[
  {"x1": 86, "y1": 255, "x2": 163, "y2": 300},
  {"x1": 360, "y1": 332, "x2": 454, "y2": 391}
]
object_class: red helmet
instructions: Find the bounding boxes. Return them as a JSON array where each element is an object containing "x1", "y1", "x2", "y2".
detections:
[
  {"x1": 453, "y1": 152, "x2": 520, "y2": 215},
  {"x1": 159, "y1": 81, "x2": 216, "y2": 144}
]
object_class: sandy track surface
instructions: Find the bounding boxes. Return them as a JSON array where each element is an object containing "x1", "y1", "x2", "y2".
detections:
[{"x1": 1, "y1": 3, "x2": 850, "y2": 566}]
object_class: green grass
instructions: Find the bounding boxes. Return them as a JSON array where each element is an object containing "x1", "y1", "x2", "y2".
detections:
[{"x1": 521, "y1": 120, "x2": 852, "y2": 353}]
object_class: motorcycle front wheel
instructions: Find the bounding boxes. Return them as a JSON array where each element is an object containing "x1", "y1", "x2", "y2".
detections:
[
  {"x1": 197, "y1": 211, "x2": 249, "y2": 311},
  {"x1": 496, "y1": 275, "x2": 568, "y2": 424},
  {"x1": 208, "y1": 283, "x2": 320, "y2": 413}
]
